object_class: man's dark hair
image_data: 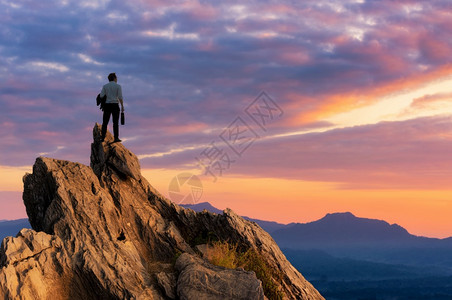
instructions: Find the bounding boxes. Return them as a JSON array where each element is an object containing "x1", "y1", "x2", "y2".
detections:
[{"x1": 108, "y1": 73, "x2": 117, "y2": 81}]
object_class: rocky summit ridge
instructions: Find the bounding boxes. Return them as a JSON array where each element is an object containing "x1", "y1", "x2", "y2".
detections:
[{"x1": 0, "y1": 124, "x2": 324, "y2": 300}]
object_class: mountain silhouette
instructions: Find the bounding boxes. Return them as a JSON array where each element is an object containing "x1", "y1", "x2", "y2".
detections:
[{"x1": 273, "y1": 212, "x2": 415, "y2": 247}]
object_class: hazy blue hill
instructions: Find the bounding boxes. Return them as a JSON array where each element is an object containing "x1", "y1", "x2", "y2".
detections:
[
  {"x1": 272, "y1": 212, "x2": 452, "y2": 249},
  {"x1": 282, "y1": 248, "x2": 448, "y2": 281},
  {"x1": 270, "y1": 212, "x2": 452, "y2": 270},
  {"x1": 180, "y1": 202, "x2": 286, "y2": 233},
  {"x1": 243, "y1": 217, "x2": 286, "y2": 234},
  {"x1": 0, "y1": 219, "x2": 31, "y2": 241},
  {"x1": 273, "y1": 212, "x2": 413, "y2": 246}
]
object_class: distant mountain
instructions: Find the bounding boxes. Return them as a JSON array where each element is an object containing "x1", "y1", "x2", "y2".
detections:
[
  {"x1": 180, "y1": 202, "x2": 286, "y2": 233},
  {"x1": 0, "y1": 219, "x2": 31, "y2": 242},
  {"x1": 274, "y1": 212, "x2": 413, "y2": 247},
  {"x1": 272, "y1": 212, "x2": 452, "y2": 269},
  {"x1": 273, "y1": 211, "x2": 452, "y2": 249}
]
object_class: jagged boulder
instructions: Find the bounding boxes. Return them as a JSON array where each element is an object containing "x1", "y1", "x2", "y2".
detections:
[
  {"x1": 175, "y1": 252, "x2": 265, "y2": 300},
  {"x1": 0, "y1": 229, "x2": 69, "y2": 300},
  {"x1": 0, "y1": 123, "x2": 324, "y2": 300}
]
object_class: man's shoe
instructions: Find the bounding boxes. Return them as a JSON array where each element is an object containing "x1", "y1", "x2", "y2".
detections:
[{"x1": 113, "y1": 138, "x2": 122, "y2": 143}]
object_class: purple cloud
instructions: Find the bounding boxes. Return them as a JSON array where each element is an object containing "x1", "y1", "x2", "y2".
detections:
[
  {"x1": 1, "y1": 0, "x2": 452, "y2": 180},
  {"x1": 142, "y1": 115, "x2": 452, "y2": 189}
]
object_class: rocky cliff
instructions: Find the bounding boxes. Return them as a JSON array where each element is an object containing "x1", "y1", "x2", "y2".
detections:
[{"x1": 0, "y1": 124, "x2": 324, "y2": 300}]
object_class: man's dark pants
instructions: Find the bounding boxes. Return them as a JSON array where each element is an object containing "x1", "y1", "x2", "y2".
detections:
[{"x1": 102, "y1": 103, "x2": 120, "y2": 140}]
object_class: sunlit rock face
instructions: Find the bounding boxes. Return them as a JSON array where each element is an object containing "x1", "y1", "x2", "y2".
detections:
[{"x1": 0, "y1": 123, "x2": 324, "y2": 300}]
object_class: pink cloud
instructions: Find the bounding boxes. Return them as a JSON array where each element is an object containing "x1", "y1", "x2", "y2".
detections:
[
  {"x1": 411, "y1": 92, "x2": 452, "y2": 109},
  {"x1": 222, "y1": 116, "x2": 452, "y2": 189}
]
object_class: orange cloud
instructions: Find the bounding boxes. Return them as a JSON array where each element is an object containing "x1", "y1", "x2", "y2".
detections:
[
  {"x1": 163, "y1": 122, "x2": 209, "y2": 134},
  {"x1": 410, "y1": 92, "x2": 452, "y2": 109},
  {"x1": 286, "y1": 64, "x2": 452, "y2": 126}
]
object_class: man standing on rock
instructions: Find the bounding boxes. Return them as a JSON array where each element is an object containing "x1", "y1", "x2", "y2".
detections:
[{"x1": 100, "y1": 73, "x2": 124, "y2": 143}]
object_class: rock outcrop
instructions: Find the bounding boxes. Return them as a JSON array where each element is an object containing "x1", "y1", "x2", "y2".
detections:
[
  {"x1": 0, "y1": 124, "x2": 324, "y2": 300},
  {"x1": 175, "y1": 253, "x2": 265, "y2": 300}
]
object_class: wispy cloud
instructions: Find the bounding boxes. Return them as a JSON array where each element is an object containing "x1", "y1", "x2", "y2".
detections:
[{"x1": 27, "y1": 61, "x2": 69, "y2": 72}]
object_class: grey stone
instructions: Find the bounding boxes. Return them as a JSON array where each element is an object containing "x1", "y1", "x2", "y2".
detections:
[{"x1": 176, "y1": 252, "x2": 264, "y2": 300}]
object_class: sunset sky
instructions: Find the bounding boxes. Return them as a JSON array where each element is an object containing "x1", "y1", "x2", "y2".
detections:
[{"x1": 1, "y1": 0, "x2": 452, "y2": 238}]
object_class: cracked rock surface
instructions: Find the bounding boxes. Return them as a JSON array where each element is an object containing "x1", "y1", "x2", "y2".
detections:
[
  {"x1": 0, "y1": 123, "x2": 324, "y2": 300},
  {"x1": 175, "y1": 252, "x2": 265, "y2": 300}
]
